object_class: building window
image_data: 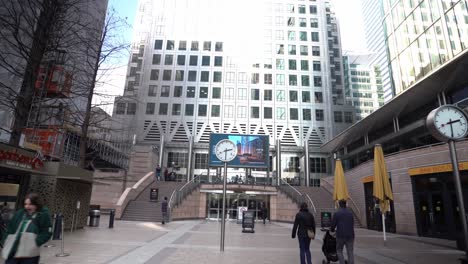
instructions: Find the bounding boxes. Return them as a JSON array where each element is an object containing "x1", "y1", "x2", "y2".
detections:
[
  {"x1": 238, "y1": 106, "x2": 247, "y2": 118},
  {"x1": 264, "y1": 59, "x2": 272, "y2": 69},
  {"x1": 203, "y1": 41, "x2": 211, "y2": 51},
  {"x1": 288, "y1": 31, "x2": 296, "y2": 40},
  {"x1": 187, "y1": 86, "x2": 196, "y2": 98},
  {"x1": 251, "y1": 107, "x2": 259, "y2": 118},
  {"x1": 310, "y1": 18, "x2": 318, "y2": 28},
  {"x1": 287, "y1": 4, "x2": 295, "y2": 13},
  {"x1": 225, "y1": 87, "x2": 234, "y2": 99},
  {"x1": 164, "y1": 54, "x2": 173, "y2": 65},
  {"x1": 301, "y1": 75, "x2": 310, "y2": 86},
  {"x1": 309, "y1": 5, "x2": 317, "y2": 14},
  {"x1": 202, "y1": 56, "x2": 210, "y2": 66},
  {"x1": 298, "y1": 5, "x2": 306, "y2": 14},
  {"x1": 116, "y1": 103, "x2": 125, "y2": 114},
  {"x1": 189, "y1": 55, "x2": 198, "y2": 66},
  {"x1": 314, "y1": 92, "x2": 323, "y2": 103},
  {"x1": 213, "y1": 72, "x2": 222, "y2": 82},
  {"x1": 212, "y1": 87, "x2": 221, "y2": 99},
  {"x1": 299, "y1": 18, "x2": 307, "y2": 27},
  {"x1": 191, "y1": 41, "x2": 199, "y2": 51},
  {"x1": 276, "y1": 90, "x2": 285, "y2": 101},
  {"x1": 179, "y1": 40, "x2": 187, "y2": 50},
  {"x1": 198, "y1": 104, "x2": 207, "y2": 116},
  {"x1": 334, "y1": 111, "x2": 343, "y2": 123},
  {"x1": 199, "y1": 87, "x2": 208, "y2": 98},
  {"x1": 126, "y1": 103, "x2": 136, "y2": 115},
  {"x1": 312, "y1": 46, "x2": 320, "y2": 56},
  {"x1": 161, "y1": 85, "x2": 170, "y2": 97},
  {"x1": 148, "y1": 85, "x2": 157, "y2": 96},
  {"x1": 276, "y1": 59, "x2": 284, "y2": 70},
  {"x1": 159, "y1": 103, "x2": 168, "y2": 115},
  {"x1": 166, "y1": 40, "x2": 174, "y2": 50},
  {"x1": 185, "y1": 104, "x2": 194, "y2": 116},
  {"x1": 163, "y1": 70, "x2": 171, "y2": 81},
  {"x1": 303, "y1": 109, "x2": 311, "y2": 120},
  {"x1": 289, "y1": 59, "x2": 297, "y2": 70},
  {"x1": 313, "y1": 61, "x2": 321, "y2": 71},
  {"x1": 264, "y1": 107, "x2": 272, "y2": 119},
  {"x1": 289, "y1": 75, "x2": 297, "y2": 86},
  {"x1": 188, "y1": 71, "x2": 197, "y2": 82},
  {"x1": 177, "y1": 55, "x2": 185, "y2": 66},
  {"x1": 344, "y1": 112, "x2": 353, "y2": 123},
  {"x1": 288, "y1": 17, "x2": 295, "y2": 26},
  {"x1": 264, "y1": 90, "x2": 273, "y2": 101},
  {"x1": 276, "y1": 44, "x2": 284, "y2": 55},
  {"x1": 214, "y1": 56, "x2": 223, "y2": 66},
  {"x1": 215, "y1": 42, "x2": 223, "y2": 51},
  {"x1": 276, "y1": 74, "x2": 285, "y2": 85},
  {"x1": 302, "y1": 91, "x2": 311, "y2": 103},
  {"x1": 311, "y1": 32, "x2": 319, "y2": 42},
  {"x1": 224, "y1": 105, "x2": 234, "y2": 118},
  {"x1": 150, "y1": 69, "x2": 159, "y2": 80},
  {"x1": 315, "y1": 109, "x2": 324, "y2": 121},
  {"x1": 238, "y1": 72, "x2": 247, "y2": 84},
  {"x1": 211, "y1": 105, "x2": 220, "y2": 117},
  {"x1": 301, "y1": 60, "x2": 309, "y2": 70},
  {"x1": 251, "y1": 89, "x2": 260, "y2": 100},
  {"x1": 277, "y1": 107, "x2": 286, "y2": 119},
  {"x1": 152, "y1": 54, "x2": 161, "y2": 64},
  {"x1": 238, "y1": 88, "x2": 247, "y2": 100},
  {"x1": 264, "y1": 74, "x2": 273, "y2": 84},
  {"x1": 195, "y1": 153, "x2": 208, "y2": 169},
  {"x1": 172, "y1": 104, "x2": 181, "y2": 115},
  {"x1": 174, "y1": 86, "x2": 183, "y2": 97},
  {"x1": 167, "y1": 152, "x2": 188, "y2": 168},
  {"x1": 226, "y1": 72, "x2": 235, "y2": 83},
  {"x1": 300, "y1": 45, "x2": 308, "y2": 55},
  {"x1": 300, "y1": 31, "x2": 307, "y2": 41},
  {"x1": 288, "y1": 45, "x2": 296, "y2": 55},
  {"x1": 310, "y1": 157, "x2": 326, "y2": 173},
  {"x1": 290, "y1": 108, "x2": 299, "y2": 120},
  {"x1": 289, "y1": 90, "x2": 298, "y2": 102},
  {"x1": 251, "y1": 73, "x2": 260, "y2": 84},
  {"x1": 201, "y1": 71, "x2": 209, "y2": 82},
  {"x1": 314, "y1": 76, "x2": 322, "y2": 87},
  {"x1": 154, "y1": 39, "x2": 163, "y2": 50},
  {"x1": 175, "y1": 70, "x2": 184, "y2": 81},
  {"x1": 276, "y1": 30, "x2": 284, "y2": 40}
]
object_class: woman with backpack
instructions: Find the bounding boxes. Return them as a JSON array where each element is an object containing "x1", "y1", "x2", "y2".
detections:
[{"x1": 292, "y1": 202, "x2": 316, "y2": 264}]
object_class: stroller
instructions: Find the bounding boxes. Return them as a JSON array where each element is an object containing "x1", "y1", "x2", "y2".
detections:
[{"x1": 321, "y1": 229, "x2": 341, "y2": 264}]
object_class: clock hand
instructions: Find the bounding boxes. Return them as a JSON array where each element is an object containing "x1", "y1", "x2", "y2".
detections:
[
  {"x1": 446, "y1": 119, "x2": 460, "y2": 125},
  {"x1": 448, "y1": 118, "x2": 454, "y2": 138}
]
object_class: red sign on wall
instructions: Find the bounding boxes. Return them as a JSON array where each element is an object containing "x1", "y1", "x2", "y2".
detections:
[{"x1": 0, "y1": 149, "x2": 44, "y2": 170}]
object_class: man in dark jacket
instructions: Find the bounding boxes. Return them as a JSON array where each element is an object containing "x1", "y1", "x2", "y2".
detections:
[
  {"x1": 161, "y1": 197, "x2": 168, "y2": 225},
  {"x1": 292, "y1": 202, "x2": 316, "y2": 264},
  {"x1": 331, "y1": 200, "x2": 355, "y2": 264}
]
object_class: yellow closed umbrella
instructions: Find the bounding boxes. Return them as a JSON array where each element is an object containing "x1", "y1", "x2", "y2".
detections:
[
  {"x1": 373, "y1": 144, "x2": 393, "y2": 243},
  {"x1": 333, "y1": 159, "x2": 350, "y2": 202}
]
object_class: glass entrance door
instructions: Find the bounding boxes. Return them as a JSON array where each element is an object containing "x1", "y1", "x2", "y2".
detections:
[
  {"x1": 417, "y1": 192, "x2": 448, "y2": 237},
  {"x1": 206, "y1": 193, "x2": 269, "y2": 221}
]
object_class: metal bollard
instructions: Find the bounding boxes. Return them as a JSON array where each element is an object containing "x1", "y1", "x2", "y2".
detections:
[
  {"x1": 44, "y1": 214, "x2": 56, "y2": 248},
  {"x1": 109, "y1": 209, "x2": 115, "y2": 228},
  {"x1": 55, "y1": 215, "x2": 70, "y2": 257}
]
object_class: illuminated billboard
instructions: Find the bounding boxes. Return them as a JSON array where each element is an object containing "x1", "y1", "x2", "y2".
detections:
[{"x1": 209, "y1": 134, "x2": 269, "y2": 168}]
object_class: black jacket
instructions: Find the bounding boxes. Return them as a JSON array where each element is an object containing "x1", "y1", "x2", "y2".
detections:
[
  {"x1": 331, "y1": 208, "x2": 355, "y2": 239},
  {"x1": 292, "y1": 209, "x2": 316, "y2": 239}
]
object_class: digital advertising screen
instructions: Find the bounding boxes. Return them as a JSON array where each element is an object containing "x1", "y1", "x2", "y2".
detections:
[{"x1": 209, "y1": 134, "x2": 269, "y2": 168}]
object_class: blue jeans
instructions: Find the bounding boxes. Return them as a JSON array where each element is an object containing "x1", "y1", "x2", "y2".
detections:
[
  {"x1": 298, "y1": 236, "x2": 312, "y2": 264},
  {"x1": 5, "y1": 256, "x2": 40, "y2": 264}
]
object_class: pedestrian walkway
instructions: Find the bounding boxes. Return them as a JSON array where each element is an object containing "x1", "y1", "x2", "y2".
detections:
[{"x1": 7, "y1": 215, "x2": 463, "y2": 264}]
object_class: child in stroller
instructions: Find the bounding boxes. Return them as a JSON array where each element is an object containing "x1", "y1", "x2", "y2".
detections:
[{"x1": 322, "y1": 229, "x2": 347, "y2": 264}]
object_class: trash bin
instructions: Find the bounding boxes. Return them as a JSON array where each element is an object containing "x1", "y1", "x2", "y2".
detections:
[{"x1": 89, "y1": 210, "x2": 100, "y2": 227}]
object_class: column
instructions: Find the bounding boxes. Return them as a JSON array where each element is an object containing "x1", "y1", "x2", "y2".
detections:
[
  {"x1": 159, "y1": 135, "x2": 165, "y2": 169},
  {"x1": 276, "y1": 139, "x2": 281, "y2": 186},
  {"x1": 186, "y1": 136, "x2": 194, "y2": 182},
  {"x1": 304, "y1": 140, "x2": 310, "y2": 187}
]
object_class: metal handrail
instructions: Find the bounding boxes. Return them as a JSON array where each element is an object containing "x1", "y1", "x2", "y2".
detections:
[
  {"x1": 279, "y1": 179, "x2": 317, "y2": 213},
  {"x1": 305, "y1": 194, "x2": 317, "y2": 213},
  {"x1": 321, "y1": 178, "x2": 361, "y2": 219}
]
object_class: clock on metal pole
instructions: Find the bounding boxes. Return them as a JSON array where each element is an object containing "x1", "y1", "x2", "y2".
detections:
[{"x1": 426, "y1": 105, "x2": 468, "y2": 260}]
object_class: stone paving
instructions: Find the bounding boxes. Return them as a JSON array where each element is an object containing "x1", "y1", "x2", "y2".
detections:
[{"x1": 2, "y1": 215, "x2": 464, "y2": 264}]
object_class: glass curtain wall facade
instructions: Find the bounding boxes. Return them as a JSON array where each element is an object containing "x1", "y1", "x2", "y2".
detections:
[
  {"x1": 384, "y1": 0, "x2": 468, "y2": 95},
  {"x1": 113, "y1": 0, "x2": 350, "y2": 182}
]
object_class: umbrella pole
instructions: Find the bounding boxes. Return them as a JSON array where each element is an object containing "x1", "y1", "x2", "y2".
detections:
[{"x1": 382, "y1": 213, "x2": 387, "y2": 246}]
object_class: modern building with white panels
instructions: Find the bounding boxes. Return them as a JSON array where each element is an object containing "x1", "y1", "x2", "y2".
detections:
[
  {"x1": 361, "y1": 0, "x2": 395, "y2": 103},
  {"x1": 112, "y1": 0, "x2": 354, "y2": 186}
]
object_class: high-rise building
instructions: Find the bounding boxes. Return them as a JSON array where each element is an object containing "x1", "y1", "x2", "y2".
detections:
[
  {"x1": 361, "y1": 0, "x2": 394, "y2": 103},
  {"x1": 113, "y1": 0, "x2": 353, "y2": 185},
  {"x1": 343, "y1": 53, "x2": 384, "y2": 121}
]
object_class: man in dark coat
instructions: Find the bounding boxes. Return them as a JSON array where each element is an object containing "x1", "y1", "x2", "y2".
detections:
[
  {"x1": 292, "y1": 202, "x2": 316, "y2": 264},
  {"x1": 331, "y1": 200, "x2": 355, "y2": 264}
]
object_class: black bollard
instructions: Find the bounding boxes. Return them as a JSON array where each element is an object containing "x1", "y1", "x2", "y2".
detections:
[
  {"x1": 53, "y1": 213, "x2": 63, "y2": 240},
  {"x1": 109, "y1": 209, "x2": 115, "y2": 228}
]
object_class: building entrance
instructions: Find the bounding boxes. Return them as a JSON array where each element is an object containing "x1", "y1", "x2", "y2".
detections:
[
  {"x1": 206, "y1": 193, "x2": 269, "y2": 221},
  {"x1": 413, "y1": 172, "x2": 468, "y2": 240}
]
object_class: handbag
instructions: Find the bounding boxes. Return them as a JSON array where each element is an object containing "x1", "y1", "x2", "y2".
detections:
[
  {"x1": 307, "y1": 229, "x2": 315, "y2": 239},
  {"x1": 2, "y1": 216, "x2": 39, "y2": 259}
]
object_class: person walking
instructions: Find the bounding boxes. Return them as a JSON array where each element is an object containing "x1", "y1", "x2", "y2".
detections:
[
  {"x1": 261, "y1": 203, "x2": 268, "y2": 224},
  {"x1": 292, "y1": 202, "x2": 316, "y2": 264},
  {"x1": 1, "y1": 193, "x2": 52, "y2": 264},
  {"x1": 331, "y1": 200, "x2": 355, "y2": 264},
  {"x1": 161, "y1": 197, "x2": 168, "y2": 225},
  {"x1": 163, "y1": 168, "x2": 169, "y2": 181},
  {"x1": 155, "y1": 165, "x2": 161, "y2": 181}
]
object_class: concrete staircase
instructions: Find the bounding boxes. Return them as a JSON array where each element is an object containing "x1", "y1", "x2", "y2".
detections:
[{"x1": 121, "y1": 181, "x2": 184, "y2": 222}]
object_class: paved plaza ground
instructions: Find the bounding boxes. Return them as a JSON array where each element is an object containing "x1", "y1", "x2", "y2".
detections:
[{"x1": 3, "y1": 215, "x2": 465, "y2": 264}]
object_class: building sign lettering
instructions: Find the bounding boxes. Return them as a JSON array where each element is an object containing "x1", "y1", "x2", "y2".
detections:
[{"x1": 0, "y1": 150, "x2": 44, "y2": 169}]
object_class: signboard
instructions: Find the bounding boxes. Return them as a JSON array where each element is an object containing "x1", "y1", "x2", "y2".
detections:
[
  {"x1": 237, "y1": 206, "x2": 248, "y2": 223},
  {"x1": 150, "y1": 188, "x2": 159, "y2": 201},
  {"x1": 209, "y1": 134, "x2": 269, "y2": 168},
  {"x1": 321, "y1": 212, "x2": 332, "y2": 229},
  {"x1": 0, "y1": 143, "x2": 44, "y2": 170},
  {"x1": 242, "y1": 210, "x2": 255, "y2": 233}
]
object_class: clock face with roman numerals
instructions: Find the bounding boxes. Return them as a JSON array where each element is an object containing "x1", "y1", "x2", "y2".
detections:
[{"x1": 427, "y1": 105, "x2": 468, "y2": 142}]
